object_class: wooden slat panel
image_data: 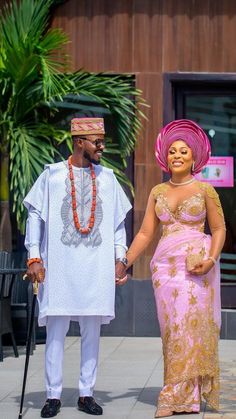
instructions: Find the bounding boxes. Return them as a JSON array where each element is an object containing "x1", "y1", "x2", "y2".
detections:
[
  {"x1": 222, "y1": 0, "x2": 236, "y2": 71},
  {"x1": 132, "y1": 162, "x2": 162, "y2": 278},
  {"x1": 191, "y1": 1, "x2": 210, "y2": 71},
  {"x1": 135, "y1": 73, "x2": 163, "y2": 165},
  {"x1": 207, "y1": 1, "x2": 224, "y2": 71},
  {"x1": 133, "y1": 163, "x2": 161, "y2": 211},
  {"x1": 132, "y1": 210, "x2": 160, "y2": 278},
  {"x1": 51, "y1": 0, "x2": 133, "y2": 72},
  {"x1": 134, "y1": 164, "x2": 151, "y2": 212},
  {"x1": 162, "y1": 0, "x2": 225, "y2": 72},
  {"x1": 162, "y1": 0, "x2": 195, "y2": 71},
  {"x1": 104, "y1": 0, "x2": 133, "y2": 72},
  {"x1": 132, "y1": 0, "x2": 163, "y2": 72},
  {"x1": 52, "y1": 0, "x2": 107, "y2": 71}
]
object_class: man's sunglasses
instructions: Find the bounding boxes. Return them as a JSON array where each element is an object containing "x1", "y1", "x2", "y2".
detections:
[{"x1": 78, "y1": 137, "x2": 106, "y2": 148}]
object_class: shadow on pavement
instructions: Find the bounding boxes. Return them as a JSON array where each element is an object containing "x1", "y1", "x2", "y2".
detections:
[{"x1": 13, "y1": 386, "x2": 161, "y2": 414}]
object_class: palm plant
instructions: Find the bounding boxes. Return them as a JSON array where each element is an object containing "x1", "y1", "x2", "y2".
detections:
[{"x1": 0, "y1": 0, "x2": 145, "y2": 251}]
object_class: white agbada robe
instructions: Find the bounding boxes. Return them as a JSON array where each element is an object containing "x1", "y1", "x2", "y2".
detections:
[{"x1": 23, "y1": 160, "x2": 131, "y2": 326}]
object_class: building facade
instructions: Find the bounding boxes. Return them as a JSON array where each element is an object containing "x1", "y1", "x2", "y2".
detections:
[{"x1": 52, "y1": 0, "x2": 236, "y2": 285}]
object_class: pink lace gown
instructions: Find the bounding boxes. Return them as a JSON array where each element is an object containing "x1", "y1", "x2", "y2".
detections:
[{"x1": 150, "y1": 182, "x2": 223, "y2": 415}]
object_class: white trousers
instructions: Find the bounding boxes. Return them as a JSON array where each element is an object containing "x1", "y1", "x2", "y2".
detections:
[{"x1": 45, "y1": 316, "x2": 101, "y2": 399}]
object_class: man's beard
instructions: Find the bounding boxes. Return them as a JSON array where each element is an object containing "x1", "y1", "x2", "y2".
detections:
[{"x1": 83, "y1": 150, "x2": 100, "y2": 165}]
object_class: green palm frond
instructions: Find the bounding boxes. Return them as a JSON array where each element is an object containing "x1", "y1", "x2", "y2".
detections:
[
  {"x1": 55, "y1": 71, "x2": 147, "y2": 157},
  {"x1": 9, "y1": 122, "x2": 68, "y2": 230},
  {"x1": 0, "y1": 0, "x2": 146, "y2": 234},
  {"x1": 0, "y1": 0, "x2": 53, "y2": 52}
]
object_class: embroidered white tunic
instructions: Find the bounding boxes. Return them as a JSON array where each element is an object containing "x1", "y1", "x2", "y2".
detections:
[{"x1": 23, "y1": 161, "x2": 131, "y2": 326}]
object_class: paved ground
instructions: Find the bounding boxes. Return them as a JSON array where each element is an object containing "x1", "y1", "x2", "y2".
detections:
[{"x1": 0, "y1": 337, "x2": 236, "y2": 419}]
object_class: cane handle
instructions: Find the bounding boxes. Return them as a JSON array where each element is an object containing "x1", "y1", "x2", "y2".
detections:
[{"x1": 33, "y1": 281, "x2": 39, "y2": 295}]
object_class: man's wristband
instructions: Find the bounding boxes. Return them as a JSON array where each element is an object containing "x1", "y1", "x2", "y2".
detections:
[
  {"x1": 27, "y1": 258, "x2": 42, "y2": 267},
  {"x1": 116, "y1": 257, "x2": 128, "y2": 267}
]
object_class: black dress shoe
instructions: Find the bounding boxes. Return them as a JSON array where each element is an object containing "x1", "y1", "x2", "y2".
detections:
[
  {"x1": 78, "y1": 397, "x2": 103, "y2": 415},
  {"x1": 41, "y1": 399, "x2": 61, "y2": 418}
]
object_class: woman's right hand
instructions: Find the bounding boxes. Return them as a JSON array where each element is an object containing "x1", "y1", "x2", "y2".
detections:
[
  {"x1": 189, "y1": 259, "x2": 214, "y2": 276},
  {"x1": 26, "y1": 262, "x2": 45, "y2": 283}
]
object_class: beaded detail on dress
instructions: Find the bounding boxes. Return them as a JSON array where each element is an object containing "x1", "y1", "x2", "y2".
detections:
[
  {"x1": 152, "y1": 183, "x2": 207, "y2": 237},
  {"x1": 198, "y1": 182, "x2": 224, "y2": 218}
]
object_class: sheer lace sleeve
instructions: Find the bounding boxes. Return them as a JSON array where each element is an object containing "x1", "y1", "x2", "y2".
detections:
[
  {"x1": 199, "y1": 182, "x2": 226, "y2": 260},
  {"x1": 126, "y1": 188, "x2": 160, "y2": 267},
  {"x1": 199, "y1": 182, "x2": 226, "y2": 232}
]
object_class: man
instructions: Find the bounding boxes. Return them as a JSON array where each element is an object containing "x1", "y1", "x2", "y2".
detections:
[{"x1": 24, "y1": 117, "x2": 131, "y2": 418}]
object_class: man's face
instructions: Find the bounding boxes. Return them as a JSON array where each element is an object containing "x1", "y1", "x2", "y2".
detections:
[{"x1": 77, "y1": 134, "x2": 105, "y2": 165}]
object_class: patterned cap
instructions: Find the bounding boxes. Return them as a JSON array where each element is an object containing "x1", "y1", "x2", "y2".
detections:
[
  {"x1": 155, "y1": 119, "x2": 211, "y2": 175},
  {"x1": 71, "y1": 117, "x2": 105, "y2": 136}
]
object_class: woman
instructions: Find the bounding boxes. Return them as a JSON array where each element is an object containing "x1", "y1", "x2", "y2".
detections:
[{"x1": 126, "y1": 120, "x2": 226, "y2": 417}]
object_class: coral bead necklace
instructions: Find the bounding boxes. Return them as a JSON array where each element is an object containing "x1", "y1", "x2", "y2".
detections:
[{"x1": 68, "y1": 155, "x2": 96, "y2": 234}]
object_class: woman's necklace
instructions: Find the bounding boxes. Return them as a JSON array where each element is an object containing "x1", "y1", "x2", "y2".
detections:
[
  {"x1": 68, "y1": 155, "x2": 96, "y2": 234},
  {"x1": 169, "y1": 177, "x2": 195, "y2": 186}
]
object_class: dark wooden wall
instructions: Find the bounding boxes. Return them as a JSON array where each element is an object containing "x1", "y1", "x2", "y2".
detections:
[{"x1": 50, "y1": 0, "x2": 236, "y2": 277}]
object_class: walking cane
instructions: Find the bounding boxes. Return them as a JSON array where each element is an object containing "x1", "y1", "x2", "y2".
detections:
[{"x1": 18, "y1": 280, "x2": 38, "y2": 419}]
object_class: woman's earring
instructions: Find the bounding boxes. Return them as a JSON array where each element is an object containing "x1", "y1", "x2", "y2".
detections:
[{"x1": 192, "y1": 161, "x2": 195, "y2": 172}]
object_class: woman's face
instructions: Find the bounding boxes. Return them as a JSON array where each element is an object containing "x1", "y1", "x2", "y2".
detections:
[{"x1": 167, "y1": 140, "x2": 193, "y2": 175}]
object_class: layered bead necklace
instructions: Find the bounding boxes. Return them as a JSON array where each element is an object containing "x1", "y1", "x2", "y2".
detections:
[{"x1": 68, "y1": 155, "x2": 96, "y2": 234}]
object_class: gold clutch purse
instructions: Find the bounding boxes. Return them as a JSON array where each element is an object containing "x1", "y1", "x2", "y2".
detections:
[{"x1": 186, "y1": 248, "x2": 205, "y2": 272}]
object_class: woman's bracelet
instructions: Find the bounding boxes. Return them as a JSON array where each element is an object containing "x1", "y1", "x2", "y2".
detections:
[
  {"x1": 207, "y1": 256, "x2": 217, "y2": 265},
  {"x1": 27, "y1": 258, "x2": 42, "y2": 267}
]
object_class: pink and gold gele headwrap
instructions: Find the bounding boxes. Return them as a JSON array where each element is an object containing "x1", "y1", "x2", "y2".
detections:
[
  {"x1": 155, "y1": 119, "x2": 211, "y2": 174},
  {"x1": 71, "y1": 117, "x2": 105, "y2": 136}
]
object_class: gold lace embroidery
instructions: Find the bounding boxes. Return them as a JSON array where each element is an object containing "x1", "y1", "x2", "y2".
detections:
[
  {"x1": 168, "y1": 256, "x2": 177, "y2": 277},
  {"x1": 153, "y1": 279, "x2": 161, "y2": 288},
  {"x1": 203, "y1": 277, "x2": 209, "y2": 288},
  {"x1": 152, "y1": 183, "x2": 169, "y2": 200},
  {"x1": 172, "y1": 289, "x2": 179, "y2": 300},
  {"x1": 189, "y1": 294, "x2": 197, "y2": 305},
  {"x1": 157, "y1": 378, "x2": 201, "y2": 414},
  {"x1": 162, "y1": 224, "x2": 204, "y2": 237},
  {"x1": 188, "y1": 205, "x2": 201, "y2": 216},
  {"x1": 186, "y1": 246, "x2": 206, "y2": 271},
  {"x1": 152, "y1": 265, "x2": 158, "y2": 273},
  {"x1": 169, "y1": 265, "x2": 177, "y2": 277},
  {"x1": 154, "y1": 191, "x2": 206, "y2": 234},
  {"x1": 156, "y1": 192, "x2": 205, "y2": 218},
  {"x1": 173, "y1": 322, "x2": 179, "y2": 333},
  {"x1": 198, "y1": 181, "x2": 224, "y2": 218},
  {"x1": 160, "y1": 290, "x2": 220, "y2": 411}
]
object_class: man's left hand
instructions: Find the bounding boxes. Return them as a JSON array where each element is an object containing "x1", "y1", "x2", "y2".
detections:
[{"x1": 115, "y1": 261, "x2": 128, "y2": 286}]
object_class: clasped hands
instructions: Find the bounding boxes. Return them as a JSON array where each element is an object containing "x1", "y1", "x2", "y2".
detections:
[{"x1": 115, "y1": 261, "x2": 128, "y2": 286}]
